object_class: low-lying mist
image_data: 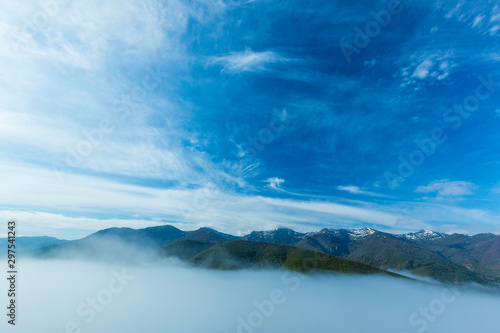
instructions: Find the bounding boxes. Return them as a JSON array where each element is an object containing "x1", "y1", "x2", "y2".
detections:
[{"x1": 1, "y1": 252, "x2": 499, "y2": 333}]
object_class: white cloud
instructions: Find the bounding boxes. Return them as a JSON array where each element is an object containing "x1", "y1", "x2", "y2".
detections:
[
  {"x1": 267, "y1": 177, "x2": 285, "y2": 189},
  {"x1": 491, "y1": 25, "x2": 500, "y2": 35},
  {"x1": 415, "y1": 180, "x2": 477, "y2": 197},
  {"x1": 364, "y1": 59, "x2": 376, "y2": 68},
  {"x1": 472, "y1": 15, "x2": 485, "y2": 28},
  {"x1": 337, "y1": 185, "x2": 364, "y2": 194},
  {"x1": 0, "y1": 210, "x2": 165, "y2": 240},
  {"x1": 212, "y1": 48, "x2": 287, "y2": 73},
  {"x1": 337, "y1": 185, "x2": 391, "y2": 198},
  {"x1": 400, "y1": 52, "x2": 457, "y2": 88},
  {"x1": 260, "y1": 197, "x2": 404, "y2": 228},
  {"x1": 412, "y1": 59, "x2": 433, "y2": 79},
  {"x1": 411, "y1": 58, "x2": 452, "y2": 81}
]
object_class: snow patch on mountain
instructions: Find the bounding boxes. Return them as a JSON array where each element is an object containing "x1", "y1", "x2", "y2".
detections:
[
  {"x1": 348, "y1": 227, "x2": 376, "y2": 239},
  {"x1": 400, "y1": 229, "x2": 445, "y2": 241}
]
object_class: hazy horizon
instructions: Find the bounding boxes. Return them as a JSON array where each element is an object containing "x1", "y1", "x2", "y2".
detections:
[{"x1": 2, "y1": 224, "x2": 500, "y2": 242}]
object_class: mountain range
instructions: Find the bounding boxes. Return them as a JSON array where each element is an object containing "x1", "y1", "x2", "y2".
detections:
[
  {"x1": 0, "y1": 236, "x2": 67, "y2": 254},
  {"x1": 11, "y1": 225, "x2": 500, "y2": 285}
]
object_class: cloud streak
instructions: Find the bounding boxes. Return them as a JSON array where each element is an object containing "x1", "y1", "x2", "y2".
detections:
[
  {"x1": 416, "y1": 180, "x2": 477, "y2": 197},
  {"x1": 337, "y1": 185, "x2": 391, "y2": 198},
  {"x1": 212, "y1": 48, "x2": 288, "y2": 73}
]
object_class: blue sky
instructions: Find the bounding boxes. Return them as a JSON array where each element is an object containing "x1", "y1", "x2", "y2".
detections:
[{"x1": 0, "y1": 0, "x2": 499, "y2": 239}]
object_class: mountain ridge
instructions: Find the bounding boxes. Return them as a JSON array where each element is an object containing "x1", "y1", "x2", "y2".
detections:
[{"x1": 15, "y1": 225, "x2": 500, "y2": 285}]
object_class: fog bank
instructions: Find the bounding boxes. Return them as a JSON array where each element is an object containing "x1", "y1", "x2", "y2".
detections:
[{"x1": 1, "y1": 259, "x2": 499, "y2": 333}]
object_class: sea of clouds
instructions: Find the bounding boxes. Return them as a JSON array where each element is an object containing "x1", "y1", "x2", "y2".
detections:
[{"x1": 1, "y1": 254, "x2": 500, "y2": 333}]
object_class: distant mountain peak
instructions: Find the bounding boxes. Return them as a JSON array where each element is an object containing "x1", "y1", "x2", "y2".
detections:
[
  {"x1": 185, "y1": 228, "x2": 238, "y2": 244},
  {"x1": 311, "y1": 227, "x2": 376, "y2": 239},
  {"x1": 196, "y1": 227, "x2": 222, "y2": 234},
  {"x1": 273, "y1": 227, "x2": 301, "y2": 234},
  {"x1": 348, "y1": 227, "x2": 376, "y2": 239},
  {"x1": 25, "y1": 224, "x2": 500, "y2": 285},
  {"x1": 317, "y1": 228, "x2": 340, "y2": 234},
  {"x1": 400, "y1": 229, "x2": 445, "y2": 241},
  {"x1": 242, "y1": 227, "x2": 305, "y2": 245}
]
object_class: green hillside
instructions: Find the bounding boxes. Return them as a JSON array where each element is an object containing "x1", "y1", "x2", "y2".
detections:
[
  {"x1": 189, "y1": 240, "x2": 401, "y2": 277},
  {"x1": 346, "y1": 234, "x2": 492, "y2": 284}
]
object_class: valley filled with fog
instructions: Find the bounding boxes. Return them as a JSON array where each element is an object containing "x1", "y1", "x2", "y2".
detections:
[{"x1": 2, "y1": 257, "x2": 499, "y2": 333}]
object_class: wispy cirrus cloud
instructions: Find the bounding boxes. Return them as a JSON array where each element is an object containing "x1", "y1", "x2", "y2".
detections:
[
  {"x1": 337, "y1": 185, "x2": 391, "y2": 198},
  {"x1": 0, "y1": 0, "x2": 237, "y2": 186},
  {"x1": 0, "y1": 0, "x2": 184, "y2": 68},
  {"x1": 211, "y1": 48, "x2": 288, "y2": 73},
  {"x1": 415, "y1": 180, "x2": 477, "y2": 198},
  {"x1": 1, "y1": 0, "x2": 500, "y2": 239},
  {"x1": 2, "y1": 160, "x2": 499, "y2": 238}
]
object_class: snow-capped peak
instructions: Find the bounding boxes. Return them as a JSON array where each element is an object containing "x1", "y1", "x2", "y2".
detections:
[
  {"x1": 348, "y1": 227, "x2": 376, "y2": 239},
  {"x1": 401, "y1": 229, "x2": 444, "y2": 241}
]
